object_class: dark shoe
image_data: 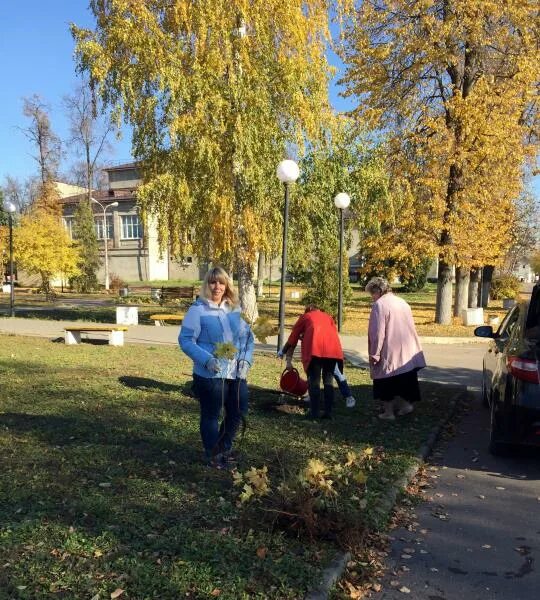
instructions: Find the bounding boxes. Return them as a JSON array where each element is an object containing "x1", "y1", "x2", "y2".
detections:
[
  {"x1": 207, "y1": 454, "x2": 227, "y2": 470},
  {"x1": 222, "y1": 449, "x2": 240, "y2": 464}
]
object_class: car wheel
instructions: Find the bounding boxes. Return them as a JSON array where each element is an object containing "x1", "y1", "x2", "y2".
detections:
[{"x1": 488, "y1": 398, "x2": 509, "y2": 456}]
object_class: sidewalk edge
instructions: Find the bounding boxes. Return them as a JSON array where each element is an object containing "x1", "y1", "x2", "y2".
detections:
[{"x1": 303, "y1": 386, "x2": 468, "y2": 600}]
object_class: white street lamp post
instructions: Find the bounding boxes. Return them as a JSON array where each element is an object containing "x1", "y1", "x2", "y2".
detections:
[
  {"x1": 276, "y1": 159, "x2": 300, "y2": 351},
  {"x1": 91, "y1": 198, "x2": 118, "y2": 291},
  {"x1": 334, "y1": 192, "x2": 351, "y2": 332},
  {"x1": 5, "y1": 201, "x2": 17, "y2": 317}
]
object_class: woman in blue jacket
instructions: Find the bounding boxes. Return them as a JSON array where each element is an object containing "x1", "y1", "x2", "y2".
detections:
[{"x1": 179, "y1": 267, "x2": 254, "y2": 468}]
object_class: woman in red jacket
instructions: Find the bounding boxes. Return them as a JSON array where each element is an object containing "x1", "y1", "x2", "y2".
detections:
[{"x1": 280, "y1": 305, "x2": 344, "y2": 419}]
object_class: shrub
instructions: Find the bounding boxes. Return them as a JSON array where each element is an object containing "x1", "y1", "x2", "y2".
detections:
[
  {"x1": 490, "y1": 275, "x2": 521, "y2": 300},
  {"x1": 400, "y1": 257, "x2": 432, "y2": 292},
  {"x1": 233, "y1": 448, "x2": 374, "y2": 547},
  {"x1": 109, "y1": 273, "x2": 127, "y2": 292}
]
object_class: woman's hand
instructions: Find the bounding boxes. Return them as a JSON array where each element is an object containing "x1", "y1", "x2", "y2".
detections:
[
  {"x1": 237, "y1": 359, "x2": 250, "y2": 379},
  {"x1": 369, "y1": 355, "x2": 379, "y2": 366},
  {"x1": 206, "y1": 358, "x2": 221, "y2": 373}
]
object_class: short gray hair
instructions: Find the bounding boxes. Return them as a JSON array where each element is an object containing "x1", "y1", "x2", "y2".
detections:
[{"x1": 365, "y1": 277, "x2": 391, "y2": 295}]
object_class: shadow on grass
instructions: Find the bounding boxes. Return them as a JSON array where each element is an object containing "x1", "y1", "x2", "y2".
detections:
[{"x1": 118, "y1": 375, "x2": 192, "y2": 395}]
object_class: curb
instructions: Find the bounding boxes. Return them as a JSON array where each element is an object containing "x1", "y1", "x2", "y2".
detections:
[{"x1": 303, "y1": 386, "x2": 468, "y2": 600}]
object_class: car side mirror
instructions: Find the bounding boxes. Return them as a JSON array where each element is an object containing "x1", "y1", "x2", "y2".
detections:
[{"x1": 474, "y1": 325, "x2": 494, "y2": 338}]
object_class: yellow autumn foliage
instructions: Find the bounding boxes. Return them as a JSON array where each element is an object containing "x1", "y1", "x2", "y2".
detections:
[
  {"x1": 343, "y1": 0, "x2": 539, "y2": 312},
  {"x1": 71, "y1": 0, "x2": 353, "y2": 291},
  {"x1": 14, "y1": 211, "x2": 81, "y2": 286}
]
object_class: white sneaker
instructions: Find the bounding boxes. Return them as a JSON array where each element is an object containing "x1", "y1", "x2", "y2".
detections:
[
  {"x1": 395, "y1": 399, "x2": 414, "y2": 416},
  {"x1": 397, "y1": 403, "x2": 414, "y2": 416},
  {"x1": 345, "y1": 396, "x2": 356, "y2": 408},
  {"x1": 378, "y1": 412, "x2": 396, "y2": 421}
]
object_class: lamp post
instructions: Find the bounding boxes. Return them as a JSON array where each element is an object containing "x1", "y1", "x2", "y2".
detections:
[
  {"x1": 334, "y1": 192, "x2": 350, "y2": 332},
  {"x1": 5, "y1": 201, "x2": 16, "y2": 317},
  {"x1": 91, "y1": 198, "x2": 118, "y2": 290},
  {"x1": 276, "y1": 159, "x2": 300, "y2": 351}
]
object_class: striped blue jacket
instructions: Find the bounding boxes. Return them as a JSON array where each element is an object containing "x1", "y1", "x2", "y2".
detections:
[{"x1": 179, "y1": 297, "x2": 254, "y2": 379}]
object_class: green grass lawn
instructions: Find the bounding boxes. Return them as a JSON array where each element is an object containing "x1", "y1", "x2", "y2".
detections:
[{"x1": 0, "y1": 335, "x2": 461, "y2": 599}]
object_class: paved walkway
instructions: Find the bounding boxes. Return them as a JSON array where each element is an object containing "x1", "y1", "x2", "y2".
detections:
[
  {"x1": 0, "y1": 316, "x2": 488, "y2": 391},
  {"x1": 375, "y1": 392, "x2": 540, "y2": 600}
]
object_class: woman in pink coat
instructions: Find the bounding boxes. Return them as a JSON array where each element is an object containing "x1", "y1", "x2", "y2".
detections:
[{"x1": 366, "y1": 277, "x2": 426, "y2": 420}]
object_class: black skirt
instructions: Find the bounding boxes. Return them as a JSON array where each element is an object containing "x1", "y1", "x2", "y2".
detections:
[{"x1": 373, "y1": 368, "x2": 421, "y2": 403}]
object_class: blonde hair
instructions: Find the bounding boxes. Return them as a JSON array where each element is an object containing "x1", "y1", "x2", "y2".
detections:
[{"x1": 200, "y1": 266, "x2": 239, "y2": 307}]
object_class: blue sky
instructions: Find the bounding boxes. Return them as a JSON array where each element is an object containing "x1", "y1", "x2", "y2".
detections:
[
  {"x1": 0, "y1": 2, "x2": 133, "y2": 183},
  {"x1": 0, "y1": 2, "x2": 536, "y2": 199}
]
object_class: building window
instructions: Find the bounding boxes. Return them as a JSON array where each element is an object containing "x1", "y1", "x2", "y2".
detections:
[
  {"x1": 121, "y1": 214, "x2": 143, "y2": 239},
  {"x1": 62, "y1": 216, "x2": 74, "y2": 239},
  {"x1": 94, "y1": 216, "x2": 114, "y2": 240}
]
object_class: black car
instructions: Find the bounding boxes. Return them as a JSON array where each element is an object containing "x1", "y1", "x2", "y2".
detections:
[{"x1": 475, "y1": 285, "x2": 540, "y2": 455}]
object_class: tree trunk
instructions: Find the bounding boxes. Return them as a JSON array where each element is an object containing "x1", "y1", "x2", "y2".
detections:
[
  {"x1": 256, "y1": 251, "x2": 265, "y2": 297},
  {"x1": 237, "y1": 258, "x2": 259, "y2": 323},
  {"x1": 453, "y1": 266, "x2": 470, "y2": 317},
  {"x1": 468, "y1": 268, "x2": 480, "y2": 307},
  {"x1": 435, "y1": 259, "x2": 453, "y2": 325},
  {"x1": 480, "y1": 265, "x2": 494, "y2": 308}
]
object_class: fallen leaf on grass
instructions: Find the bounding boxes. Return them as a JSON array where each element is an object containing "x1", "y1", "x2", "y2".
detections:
[
  {"x1": 344, "y1": 580, "x2": 364, "y2": 599},
  {"x1": 390, "y1": 580, "x2": 400, "y2": 587},
  {"x1": 210, "y1": 590, "x2": 221, "y2": 597},
  {"x1": 399, "y1": 587, "x2": 411, "y2": 594},
  {"x1": 256, "y1": 546, "x2": 267, "y2": 559},
  {"x1": 372, "y1": 583, "x2": 382, "y2": 592},
  {"x1": 110, "y1": 589, "x2": 124, "y2": 599}
]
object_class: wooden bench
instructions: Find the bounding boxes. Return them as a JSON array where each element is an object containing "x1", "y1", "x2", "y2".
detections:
[
  {"x1": 64, "y1": 326, "x2": 128, "y2": 346},
  {"x1": 159, "y1": 286, "x2": 196, "y2": 305},
  {"x1": 148, "y1": 314, "x2": 183, "y2": 326}
]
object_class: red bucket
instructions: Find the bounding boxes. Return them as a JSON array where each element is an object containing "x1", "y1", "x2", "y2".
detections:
[{"x1": 280, "y1": 368, "x2": 308, "y2": 397}]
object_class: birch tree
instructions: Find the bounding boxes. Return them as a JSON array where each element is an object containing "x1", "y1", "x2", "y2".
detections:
[{"x1": 72, "y1": 0, "x2": 352, "y2": 317}]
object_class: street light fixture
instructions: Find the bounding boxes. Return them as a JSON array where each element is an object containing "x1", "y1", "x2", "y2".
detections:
[
  {"x1": 276, "y1": 159, "x2": 300, "y2": 351},
  {"x1": 5, "y1": 201, "x2": 16, "y2": 317},
  {"x1": 91, "y1": 198, "x2": 118, "y2": 291},
  {"x1": 334, "y1": 192, "x2": 350, "y2": 332}
]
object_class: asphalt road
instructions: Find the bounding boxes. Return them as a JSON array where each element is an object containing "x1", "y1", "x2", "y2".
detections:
[{"x1": 374, "y1": 392, "x2": 540, "y2": 600}]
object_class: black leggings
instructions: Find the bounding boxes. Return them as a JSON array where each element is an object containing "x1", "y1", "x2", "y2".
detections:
[{"x1": 307, "y1": 357, "x2": 337, "y2": 417}]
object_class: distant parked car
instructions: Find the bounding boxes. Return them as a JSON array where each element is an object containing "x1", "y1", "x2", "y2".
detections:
[{"x1": 475, "y1": 284, "x2": 540, "y2": 455}]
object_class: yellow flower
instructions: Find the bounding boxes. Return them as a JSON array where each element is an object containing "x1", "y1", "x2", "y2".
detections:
[{"x1": 214, "y1": 342, "x2": 238, "y2": 360}]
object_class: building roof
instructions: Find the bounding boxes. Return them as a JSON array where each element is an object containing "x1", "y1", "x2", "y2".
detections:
[
  {"x1": 59, "y1": 188, "x2": 136, "y2": 205},
  {"x1": 104, "y1": 161, "x2": 138, "y2": 172}
]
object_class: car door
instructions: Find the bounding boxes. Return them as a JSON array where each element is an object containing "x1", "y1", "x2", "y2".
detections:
[{"x1": 489, "y1": 305, "x2": 521, "y2": 401}]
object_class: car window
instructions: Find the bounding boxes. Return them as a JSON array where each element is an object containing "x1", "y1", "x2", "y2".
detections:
[
  {"x1": 525, "y1": 287, "x2": 540, "y2": 339},
  {"x1": 497, "y1": 306, "x2": 520, "y2": 338}
]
